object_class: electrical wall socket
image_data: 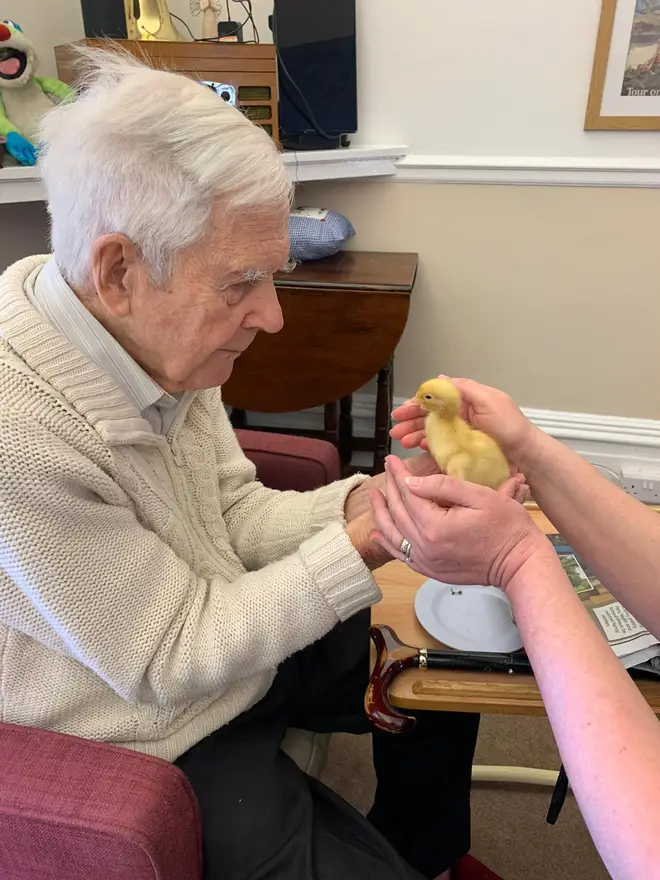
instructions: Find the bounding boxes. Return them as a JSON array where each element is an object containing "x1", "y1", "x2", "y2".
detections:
[{"x1": 621, "y1": 472, "x2": 660, "y2": 504}]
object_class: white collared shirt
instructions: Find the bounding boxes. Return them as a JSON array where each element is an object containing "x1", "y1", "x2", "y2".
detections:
[{"x1": 24, "y1": 257, "x2": 190, "y2": 435}]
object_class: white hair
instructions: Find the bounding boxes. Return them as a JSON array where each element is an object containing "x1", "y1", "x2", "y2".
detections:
[{"x1": 38, "y1": 48, "x2": 292, "y2": 286}]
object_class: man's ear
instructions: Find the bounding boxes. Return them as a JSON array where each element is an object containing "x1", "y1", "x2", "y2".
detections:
[{"x1": 90, "y1": 234, "x2": 144, "y2": 318}]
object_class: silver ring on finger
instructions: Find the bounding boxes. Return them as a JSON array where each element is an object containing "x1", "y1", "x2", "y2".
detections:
[{"x1": 400, "y1": 537, "x2": 413, "y2": 565}]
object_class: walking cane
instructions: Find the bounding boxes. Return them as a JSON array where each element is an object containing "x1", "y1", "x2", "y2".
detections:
[{"x1": 366, "y1": 625, "x2": 569, "y2": 824}]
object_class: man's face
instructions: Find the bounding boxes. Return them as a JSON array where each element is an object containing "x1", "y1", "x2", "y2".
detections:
[{"x1": 101, "y1": 205, "x2": 289, "y2": 393}]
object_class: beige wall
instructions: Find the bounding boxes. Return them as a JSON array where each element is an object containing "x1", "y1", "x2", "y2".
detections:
[
  {"x1": 4, "y1": 183, "x2": 660, "y2": 420},
  {"x1": 299, "y1": 181, "x2": 660, "y2": 420}
]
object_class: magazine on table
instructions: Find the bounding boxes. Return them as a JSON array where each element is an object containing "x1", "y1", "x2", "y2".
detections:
[{"x1": 547, "y1": 534, "x2": 660, "y2": 673}]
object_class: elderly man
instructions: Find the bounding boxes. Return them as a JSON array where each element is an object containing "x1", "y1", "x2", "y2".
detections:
[{"x1": 0, "y1": 51, "x2": 478, "y2": 880}]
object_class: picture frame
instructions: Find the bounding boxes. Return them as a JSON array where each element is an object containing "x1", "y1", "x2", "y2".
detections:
[{"x1": 586, "y1": 0, "x2": 660, "y2": 130}]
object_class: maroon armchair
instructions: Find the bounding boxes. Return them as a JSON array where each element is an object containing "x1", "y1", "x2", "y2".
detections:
[{"x1": 0, "y1": 431, "x2": 502, "y2": 880}]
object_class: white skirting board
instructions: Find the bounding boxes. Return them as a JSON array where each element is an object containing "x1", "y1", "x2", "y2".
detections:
[{"x1": 236, "y1": 395, "x2": 660, "y2": 477}]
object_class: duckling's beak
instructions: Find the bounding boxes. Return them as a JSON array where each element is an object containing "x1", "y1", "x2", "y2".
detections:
[{"x1": 416, "y1": 395, "x2": 436, "y2": 414}]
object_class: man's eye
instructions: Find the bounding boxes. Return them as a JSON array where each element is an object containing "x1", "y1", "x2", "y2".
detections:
[{"x1": 225, "y1": 282, "x2": 250, "y2": 301}]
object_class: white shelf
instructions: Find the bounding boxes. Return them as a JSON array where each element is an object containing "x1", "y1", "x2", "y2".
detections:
[
  {"x1": 0, "y1": 166, "x2": 45, "y2": 205},
  {"x1": 0, "y1": 145, "x2": 408, "y2": 205},
  {"x1": 282, "y1": 145, "x2": 408, "y2": 183}
]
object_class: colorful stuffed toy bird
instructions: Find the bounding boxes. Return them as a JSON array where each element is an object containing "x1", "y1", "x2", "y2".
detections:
[
  {"x1": 415, "y1": 378, "x2": 510, "y2": 490},
  {"x1": 0, "y1": 19, "x2": 74, "y2": 166}
]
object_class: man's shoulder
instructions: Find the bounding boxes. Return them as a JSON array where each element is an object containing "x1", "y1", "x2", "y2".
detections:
[
  {"x1": 0, "y1": 341, "x2": 67, "y2": 410},
  {"x1": 0, "y1": 344, "x2": 104, "y2": 455}
]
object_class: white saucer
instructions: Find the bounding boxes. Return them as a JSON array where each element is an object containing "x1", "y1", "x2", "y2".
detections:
[{"x1": 414, "y1": 580, "x2": 523, "y2": 653}]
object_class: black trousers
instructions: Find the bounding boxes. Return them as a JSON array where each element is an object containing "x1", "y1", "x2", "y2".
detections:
[{"x1": 175, "y1": 610, "x2": 480, "y2": 880}]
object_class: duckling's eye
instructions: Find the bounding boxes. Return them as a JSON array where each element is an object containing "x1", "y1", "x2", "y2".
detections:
[{"x1": 424, "y1": 394, "x2": 432, "y2": 400}]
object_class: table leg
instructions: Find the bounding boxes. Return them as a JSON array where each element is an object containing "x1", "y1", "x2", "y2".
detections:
[
  {"x1": 339, "y1": 395, "x2": 354, "y2": 472},
  {"x1": 374, "y1": 358, "x2": 394, "y2": 475},
  {"x1": 324, "y1": 402, "x2": 339, "y2": 449},
  {"x1": 230, "y1": 408, "x2": 248, "y2": 429}
]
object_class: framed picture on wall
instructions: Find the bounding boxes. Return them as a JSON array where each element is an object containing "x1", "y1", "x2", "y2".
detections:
[{"x1": 586, "y1": 0, "x2": 660, "y2": 129}]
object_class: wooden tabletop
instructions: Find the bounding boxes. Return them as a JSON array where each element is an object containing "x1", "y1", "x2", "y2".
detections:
[
  {"x1": 275, "y1": 251, "x2": 419, "y2": 292},
  {"x1": 372, "y1": 508, "x2": 660, "y2": 717}
]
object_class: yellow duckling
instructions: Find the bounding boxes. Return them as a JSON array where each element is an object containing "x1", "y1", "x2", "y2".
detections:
[{"x1": 415, "y1": 378, "x2": 510, "y2": 490}]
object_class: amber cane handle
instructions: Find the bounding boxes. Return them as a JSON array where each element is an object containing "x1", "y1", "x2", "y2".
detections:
[{"x1": 365, "y1": 625, "x2": 419, "y2": 734}]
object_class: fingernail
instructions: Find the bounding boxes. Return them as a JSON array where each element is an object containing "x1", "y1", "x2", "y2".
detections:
[{"x1": 406, "y1": 476, "x2": 422, "y2": 487}]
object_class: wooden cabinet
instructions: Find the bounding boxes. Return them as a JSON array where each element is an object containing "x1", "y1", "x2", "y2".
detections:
[{"x1": 55, "y1": 39, "x2": 279, "y2": 140}]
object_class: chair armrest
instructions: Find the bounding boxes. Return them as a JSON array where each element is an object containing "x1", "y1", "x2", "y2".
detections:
[
  {"x1": 237, "y1": 430, "x2": 341, "y2": 491},
  {"x1": 0, "y1": 722, "x2": 202, "y2": 880}
]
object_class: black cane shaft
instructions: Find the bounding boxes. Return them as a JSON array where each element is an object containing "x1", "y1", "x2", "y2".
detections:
[{"x1": 425, "y1": 652, "x2": 532, "y2": 674}]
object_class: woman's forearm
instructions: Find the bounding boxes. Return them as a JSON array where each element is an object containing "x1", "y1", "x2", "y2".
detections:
[
  {"x1": 508, "y1": 551, "x2": 660, "y2": 880},
  {"x1": 522, "y1": 428, "x2": 660, "y2": 638}
]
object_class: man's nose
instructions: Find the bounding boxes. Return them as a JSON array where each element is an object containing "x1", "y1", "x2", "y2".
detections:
[
  {"x1": 250, "y1": 282, "x2": 284, "y2": 335},
  {"x1": 0, "y1": 24, "x2": 11, "y2": 41}
]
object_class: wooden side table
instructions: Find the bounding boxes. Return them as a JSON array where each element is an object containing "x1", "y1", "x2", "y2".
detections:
[
  {"x1": 223, "y1": 251, "x2": 417, "y2": 474},
  {"x1": 371, "y1": 508, "x2": 660, "y2": 716}
]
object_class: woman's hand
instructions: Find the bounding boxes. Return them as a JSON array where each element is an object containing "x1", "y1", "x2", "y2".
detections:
[
  {"x1": 390, "y1": 376, "x2": 540, "y2": 471},
  {"x1": 370, "y1": 456, "x2": 547, "y2": 591}
]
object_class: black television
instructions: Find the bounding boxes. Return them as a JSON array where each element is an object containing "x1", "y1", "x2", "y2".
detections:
[{"x1": 272, "y1": 0, "x2": 358, "y2": 150}]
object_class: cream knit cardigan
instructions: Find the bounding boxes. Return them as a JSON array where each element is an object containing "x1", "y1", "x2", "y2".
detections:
[{"x1": 0, "y1": 256, "x2": 380, "y2": 761}]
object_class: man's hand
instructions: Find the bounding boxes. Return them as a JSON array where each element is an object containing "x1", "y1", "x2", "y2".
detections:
[
  {"x1": 345, "y1": 462, "x2": 439, "y2": 571},
  {"x1": 344, "y1": 453, "x2": 440, "y2": 523},
  {"x1": 345, "y1": 510, "x2": 391, "y2": 571}
]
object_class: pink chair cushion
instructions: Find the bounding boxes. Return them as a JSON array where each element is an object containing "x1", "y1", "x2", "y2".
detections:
[{"x1": 236, "y1": 429, "x2": 341, "y2": 491}]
